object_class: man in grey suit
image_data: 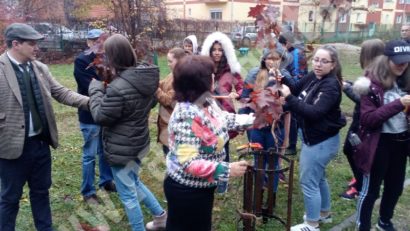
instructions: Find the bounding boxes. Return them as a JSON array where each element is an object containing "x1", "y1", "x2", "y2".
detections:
[{"x1": 0, "y1": 23, "x2": 89, "y2": 231}]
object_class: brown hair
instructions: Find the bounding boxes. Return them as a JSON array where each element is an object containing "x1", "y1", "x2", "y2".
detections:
[
  {"x1": 360, "y1": 39, "x2": 385, "y2": 69},
  {"x1": 168, "y1": 47, "x2": 186, "y2": 61},
  {"x1": 104, "y1": 34, "x2": 137, "y2": 74},
  {"x1": 173, "y1": 56, "x2": 215, "y2": 102},
  {"x1": 255, "y1": 50, "x2": 281, "y2": 91},
  {"x1": 366, "y1": 55, "x2": 396, "y2": 89},
  {"x1": 314, "y1": 45, "x2": 343, "y2": 85}
]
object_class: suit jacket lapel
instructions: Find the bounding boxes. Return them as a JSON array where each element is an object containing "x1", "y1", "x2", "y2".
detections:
[
  {"x1": 0, "y1": 53, "x2": 22, "y2": 106},
  {"x1": 31, "y1": 62, "x2": 49, "y2": 99}
]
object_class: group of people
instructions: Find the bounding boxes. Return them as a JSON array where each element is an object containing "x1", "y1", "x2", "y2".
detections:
[{"x1": 0, "y1": 21, "x2": 409, "y2": 231}]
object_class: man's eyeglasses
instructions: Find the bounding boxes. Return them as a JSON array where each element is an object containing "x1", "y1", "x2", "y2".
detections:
[
  {"x1": 312, "y1": 58, "x2": 334, "y2": 65},
  {"x1": 401, "y1": 29, "x2": 410, "y2": 32}
]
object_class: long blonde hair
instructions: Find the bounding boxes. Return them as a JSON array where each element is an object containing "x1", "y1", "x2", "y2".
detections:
[{"x1": 254, "y1": 50, "x2": 281, "y2": 91}]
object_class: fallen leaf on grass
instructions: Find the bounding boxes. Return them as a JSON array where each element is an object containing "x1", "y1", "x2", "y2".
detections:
[{"x1": 78, "y1": 223, "x2": 110, "y2": 231}]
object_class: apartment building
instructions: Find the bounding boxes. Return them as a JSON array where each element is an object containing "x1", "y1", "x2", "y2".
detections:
[
  {"x1": 393, "y1": 0, "x2": 410, "y2": 24},
  {"x1": 164, "y1": 0, "x2": 410, "y2": 33},
  {"x1": 166, "y1": 0, "x2": 264, "y2": 21}
]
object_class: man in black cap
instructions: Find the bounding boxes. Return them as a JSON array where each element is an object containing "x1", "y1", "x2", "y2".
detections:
[
  {"x1": 0, "y1": 23, "x2": 89, "y2": 230},
  {"x1": 73, "y1": 29, "x2": 116, "y2": 205}
]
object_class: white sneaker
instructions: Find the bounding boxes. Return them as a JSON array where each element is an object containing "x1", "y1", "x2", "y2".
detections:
[
  {"x1": 291, "y1": 222, "x2": 320, "y2": 231},
  {"x1": 303, "y1": 214, "x2": 332, "y2": 223}
]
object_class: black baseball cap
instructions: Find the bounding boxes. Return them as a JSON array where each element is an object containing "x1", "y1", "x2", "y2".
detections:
[
  {"x1": 384, "y1": 40, "x2": 410, "y2": 64},
  {"x1": 278, "y1": 31, "x2": 295, "y2": 45},
  {"x1": 4, "y1": 23, "x2": 44, "y2": 41}
]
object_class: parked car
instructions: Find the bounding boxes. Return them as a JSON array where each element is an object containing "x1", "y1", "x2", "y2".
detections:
[
  {"x1": 230, "y1": 25, "x2": 258, "y2": 47},
  {"x1": 28, "y1": 22, "x2": 87, "y2": 52}
]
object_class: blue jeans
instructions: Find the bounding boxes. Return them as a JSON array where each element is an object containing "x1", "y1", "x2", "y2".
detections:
[
  {"x1": 0, "y1": 136, "x2": 52, "y2": 231},
  {"x1": 111, "y1": 161, "x2": 164, "y2": 231},
  {"x1": 80, "y1": 123, "x2": 113, "y2": 197},
  {"x1": 299, "y1": 133, "x2": 339, "y2": 222}
]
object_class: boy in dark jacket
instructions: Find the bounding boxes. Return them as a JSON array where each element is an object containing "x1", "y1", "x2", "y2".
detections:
[{"x1": 73, "y1": 29, "x2": 115, "y2": 204}]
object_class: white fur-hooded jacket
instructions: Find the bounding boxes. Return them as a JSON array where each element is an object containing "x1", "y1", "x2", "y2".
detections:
[
  {"x1": 200, "y1": 31, "x2": 241, "y2": 74},
  {"x1": 183, "y1": 35, "x2": 199, "y2": 55},
  {"x1": 352, "y1": 76, "x2": 372, "y2": 97}
]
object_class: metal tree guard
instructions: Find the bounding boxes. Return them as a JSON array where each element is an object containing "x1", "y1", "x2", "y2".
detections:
[{"x1": 238, "y1": 148, "x2": 295, "y2": 231}]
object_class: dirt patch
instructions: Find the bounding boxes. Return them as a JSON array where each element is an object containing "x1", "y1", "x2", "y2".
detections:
[
  {"x1": 37, "y1": 51, "x2": 75, "y2": 65},
  {"x1": 326, "y1": 43, "x2": 361, "y2": 53}
]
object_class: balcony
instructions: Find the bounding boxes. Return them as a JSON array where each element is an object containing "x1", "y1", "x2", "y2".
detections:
[
  {"x1": 204, "y1": 0, "x2": 228, "y2": 3},
  {"x1": 383, "y1": 0, "x2": 395, "y2": 10}
]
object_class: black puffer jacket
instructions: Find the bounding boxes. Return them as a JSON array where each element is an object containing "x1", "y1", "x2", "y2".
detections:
[
  {"x1": 283, "y1": 71, "x2": 346, "y2": 145},
  {"x1": 89, "y1": 64, "x2": 159, "y2": 166},
  {"x1": 342, "y1": 81, "x2": 361, "y2": 155}
]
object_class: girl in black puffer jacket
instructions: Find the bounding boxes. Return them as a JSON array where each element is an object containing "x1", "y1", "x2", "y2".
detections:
[{"x1": 89, "y1": 34, "x2": 166, "y2": 231}]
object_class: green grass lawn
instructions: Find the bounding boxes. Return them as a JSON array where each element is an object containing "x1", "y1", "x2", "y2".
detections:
[{"x1": 14, "y1": 50, "x2": 410, "y2": 231}]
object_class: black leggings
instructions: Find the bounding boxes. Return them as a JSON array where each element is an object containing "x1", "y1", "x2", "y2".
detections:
[
  {"x1": 343, "y1": 134, "x2": 363, "y2": 191},
  {"x1": 356, "y1": 133, "x2": 408, "y2": 230},
  {"x1": 164, "y1": 176, "x2": 216, "y2": 231}
]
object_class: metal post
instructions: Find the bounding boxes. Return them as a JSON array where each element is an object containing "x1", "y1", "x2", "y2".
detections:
[
  {"x1": 286, "y1": 160, "x2": 295, "y2": 231},
  {"x1": 183, "y1": 0, "x2": 186, "y2": 19},
  {"x1": 231, "y1": 0, "x2": 234, "y2": 21},
  {"x1": 254, "y1": 151, "x2": 264, "y2": 217},
  {"x1": 265, "y1": 151, "x2": 276, "y2": 220},
  {"x1": 231, "y1": 0, "x2": 234, "y2": 31},
  {"x1": 243, "y1": 166, "x2": 254, "y2": 231}
]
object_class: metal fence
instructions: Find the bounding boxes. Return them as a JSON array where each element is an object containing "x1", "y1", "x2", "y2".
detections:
[
  {"x1": 2, "y1": 19, "x2": 405, "y2": 61},
  {"x1": 297, "y1": 22, "x2": 401, "y2": 44},
  {"x1": 162, "y1": 19, "x2": 237, "y2": 43},
  {"x1": 30, "y1": 22, "x2": 87, "y2": 52}
]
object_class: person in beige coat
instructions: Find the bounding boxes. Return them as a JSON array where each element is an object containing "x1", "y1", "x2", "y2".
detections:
[
  {"x1": 156, "y1": 47, "x2": 186, "y2": 155},
  {"x1": 0, "y1": 23, "x2": 89, "y2": 231}
]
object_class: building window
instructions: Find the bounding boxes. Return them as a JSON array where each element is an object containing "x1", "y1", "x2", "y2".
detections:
[
  {"x1": 308, "y1": 11, "x2": 314, "y2": 21},
  {"x1": 210, "y1": 9, "x2": 222, "y2": 20},
  {"x1": 284, "y1": 21, "x2": 295, "y2": 31},
  {"x1": 371, "y1": 2, "x2": 379, "y2": 7},
  {"x1": 399, "y1": 0, "x2": 405, "y2": 4},
  {"x1": 397, "y1": 15, "x2": 402, "y2": 24},
  {"x1": 406, "y1": 14, "x2": 410, "y2": 23},
  {"x1": 339, "y1": 14, "x2": 347, "y2": 23}
]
